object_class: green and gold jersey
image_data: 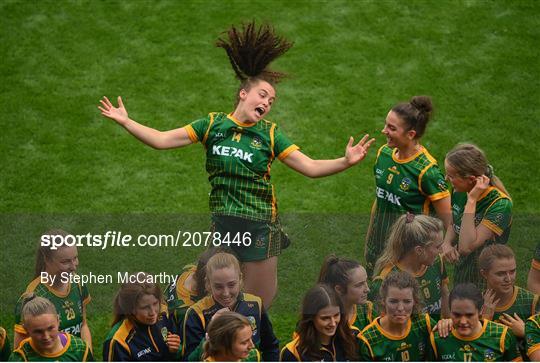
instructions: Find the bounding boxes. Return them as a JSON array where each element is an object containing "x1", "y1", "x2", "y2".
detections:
[
  {"x1": 350, "y1": 301, "x2": 376, "y2": 334},
  {"x1": 0, "y1": 327, "x2": 11, "y2": 361},
  {"x1": 9, "y1": 333, "x2": 93, "y2": 362},
  {"x1": 365, "y1": 144, "x2": 449, "y2": 275},
  {"x1": 533, "y1": 242, "x2": 540, "y2": 270},
  {"x1": 369, "y1": 255, "x2": 448, "y2": 319},
  {"x1": 358, "y1": 313, "x2": 434, "y2": 361},
  {"x1": 526, "y1": 314, "x2": 540, "y2": 358},
  {"x1": 451, "y1": 186, "x2": 512, "y2": 287},
  {"x1": 185, "y1": 112, "x2": 298, "y2": 222},
  {"x1": 429, "y1": 319, "x2": 521, "y2": 362},
  {"x1": 492, "y1": 286, "x2": 539, "y2": 323},
  {"x1": 14, "y1": 277, "x2": 90, "y2": 337},
  {"x1": 164, "y1": 264, "x2": 198, "y2": 331}
]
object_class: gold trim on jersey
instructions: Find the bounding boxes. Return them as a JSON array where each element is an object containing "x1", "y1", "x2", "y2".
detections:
[
  {"x1": 281, "y1": 337, "x2": 302, "y2": 361},
  {"x1": 176, "y1": 265, "x2": 197, "y2": 305},
  {"x1": 495, "y1": 286, "x2": 520, "y2": 313},
  {"x1": 428, "y1": 190, "x2": 451, "y2": 201},
  {"x1": 481, "y1": 219, "x2": 504, "y2": 236},
  {"x1": 226, "y1": 113, "x2": 257, "y2": 128},
  {"x1": 373, "y1": 316, "x2": 412, "y2": 340},
  {"x1": 528, "y1": 343, "x2": 540, "y2": 357},
  {"x1": 278, "y1": 145, "x2": 299, "y2": 161},
  {"x1": 451, "y1": 318, "x2": 488, "y2": 341},
  {"x1": 391, "y1": 145, "x2": 425, "y2": 164},
  {"x1": 477, "y1": 186, "x2": 496, "y2": 202},
  {"x1": 109, "y1": 319, "x2": 133, "y2": 360},
  {"x1": 357, "y1": 333, "x2": 374, "y2": 358},
  {"x1": 184, "y1": 125, "x2": 198, "y2": 143},
  {"x1": 202, "y1": 113, "x2": 215, "y2": 146},
  {"x1": 29, "y1": 333, "x2": 71, "y2": 358},
  {"x1": 269, "y1": 124, "x2": 277, "y2": 221},
  {"x1": 26, "y1": 277, "x2": 71, "y2": 298},
  {"x1": 148, "y1": 326, "x2": 160, "y2": 353}
]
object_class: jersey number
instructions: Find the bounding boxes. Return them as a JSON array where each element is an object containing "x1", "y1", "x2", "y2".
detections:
[
  {"x1": 463, "y1": 352, "x2": 472, "y2": 362},
  {"x1": 423, "y1": 287, "x2": 431, "y2": 299},
  {"x1": 401, "y1": 350, "x2": 410, "y2": 361},
  {"x1": 386, "y1": 174, "x2": 394, "y2": 184},
  {"x1": 65, "y1": 307, "x2": 76, "y2": 320}
]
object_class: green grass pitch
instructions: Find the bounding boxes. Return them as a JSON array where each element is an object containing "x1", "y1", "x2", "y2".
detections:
[{"x1": 1, "y1": 0, "x2": 539, "y2": 359}]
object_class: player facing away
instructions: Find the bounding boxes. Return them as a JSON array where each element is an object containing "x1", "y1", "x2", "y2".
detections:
[
  {"x1": 202, "y1": 311, "x2": 259, "y2": 362},
  {"x1": 102, "y1": 273, "x2": 181, "y2": 361},
  {"x1": 98, "y1": 21, "x2": 374, "y2": 309},
  {"x1": 13, "y1": 230, "x2": 92, "y2": 349},
  {"x1": 370, "y1": 213, "x2": 449, "y2": 320},
  {"x1": 317, "y1": 254, "x2": 375, "y2": 334},
  {"x1": 357, "y1": 270, "x2": 452, "y2": 361},
  {"x1": 429, "y1": 283, "x2": 522, "y2": 362},
  {"x1": 478, "y1": 244, "x2": 539, "y2": 359},
  {"x1": 443, "y1": 143, "x2": 512, "y2": 288},
  {"x1": 181, "y1": 252, "x2": 278, "y2": 361},
  {"x1": 365, "y1": 96, "x2": 451, "y2": 277},
  {"x1": 10, "y1": 294, "x2": 93, "y2": 362},
  {"x1": 280, "y1": 284, "x2": 359, "y2": 361}
]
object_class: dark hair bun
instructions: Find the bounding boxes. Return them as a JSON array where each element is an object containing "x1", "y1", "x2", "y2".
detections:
[{"x1": 410, "y1": 96, "x2": 433, "y2": 115}]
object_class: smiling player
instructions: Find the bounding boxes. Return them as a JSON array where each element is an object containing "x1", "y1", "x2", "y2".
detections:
[
  {"x1": 99, "y1": 21, "x2": 374, "y2": 309},
  {"x1": 364, "y1": 96, "x2": 451, "y2": 277}
]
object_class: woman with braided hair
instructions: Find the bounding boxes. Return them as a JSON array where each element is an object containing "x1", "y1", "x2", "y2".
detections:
[{"x1": 98, "y1": 21, "x2": 374, "y2": 309}]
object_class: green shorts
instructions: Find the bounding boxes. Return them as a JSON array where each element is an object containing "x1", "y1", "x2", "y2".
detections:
[{"x1": 210, "y1": 215, "x2": 291, "y2": 262}]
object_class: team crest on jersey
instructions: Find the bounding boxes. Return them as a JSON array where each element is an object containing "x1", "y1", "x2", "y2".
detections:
[
  {"x1": 493, "y1": 213, "x2": 504, "y2": 223},
  {"x1": 483, "y1": 348, "x2": 496, "y2": 362},
  {"x1": 161, "y1": 327, "x2": 168, "y2": 341},
  {"x1": 247, "y1": 316, "x2": 258, "y2": 335},
  {"x1": 437, "y1": 179, "x2": 447, "y2": 191},
  {"x1": 255, "y1": 237, "x2": 265, "y2": 248},
  {"x1": 399, "y1": 177, "x2": 412, "y2": 191},
  {"x1": 250, "y1": 136, "x2": 262, "y2": 149}
]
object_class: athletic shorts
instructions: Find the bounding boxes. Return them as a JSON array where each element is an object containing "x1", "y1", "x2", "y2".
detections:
[{"x1": 211, "y1": 215, "x2": 291, "y2": 262}]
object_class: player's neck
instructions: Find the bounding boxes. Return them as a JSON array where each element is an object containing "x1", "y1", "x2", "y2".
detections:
[
  {"x1": 395, "y1": 142, "x2": 421, "y2": 160},
  {"x1": 398, "y1": 254, "x2": 425, "y2": 275},
  {"x1": 380, "y1": 315, "x2": 408, "y2": 336},
  {"x1": 39, "y1": 335, "x2": 63, "y2": 355},
  {"x1": 494, "y1": 286, "x2": 515, "y2": 307}
]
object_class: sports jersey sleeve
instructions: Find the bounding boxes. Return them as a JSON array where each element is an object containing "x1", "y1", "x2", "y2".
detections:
[
  {"x1": 420, "y1": 164, "x2": 450, "y2": 201},
  {"x1": 502, "y1": 328, "x2": 522, "y2": 361},
  {"x1": 103, "y1": 338, "x2": 131, "y2": 362},
  {"x1": 182, "y1": 308, "x2": 205, "y2": 360},
  {"x1": 259, "y1": 310, "x2": 279, "y2": 361},
  {"x1": 481, "y1": 198, "x2": 512, "y2": 236},
  {"x1": 273, "y1": 125, "x2": 299, "y2": 161},
  {"x1": 185, "y1": 114, "x2": 212, "y2": 145},
  {"x1": 526, "y1": 316, "x2": 540, "y2": 357},
  {"x1": 357, "y1": 333, "x2": 374, "y2": 360},
  {"x1": 83, "y1": 343, "x2": 94, "y2": 362}
]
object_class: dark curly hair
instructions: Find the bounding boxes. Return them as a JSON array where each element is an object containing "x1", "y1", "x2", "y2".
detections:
[{"x1": 216, "y1": 21, "x2": 293, "y2": 105}]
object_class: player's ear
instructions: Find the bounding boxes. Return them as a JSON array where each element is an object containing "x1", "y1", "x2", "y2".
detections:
[
  {"x1": 406, "y1": 129, "x2": 417, "y2": 140},
  {"x1": 479, "y1": 268, "x2": 487, "y2": 279},
  {"x1": 334, "y1": 285, "x2": 345, "y2": 296},
  {"x1": 238, "y1": 88, "x2": 248, "y2": 101}
]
